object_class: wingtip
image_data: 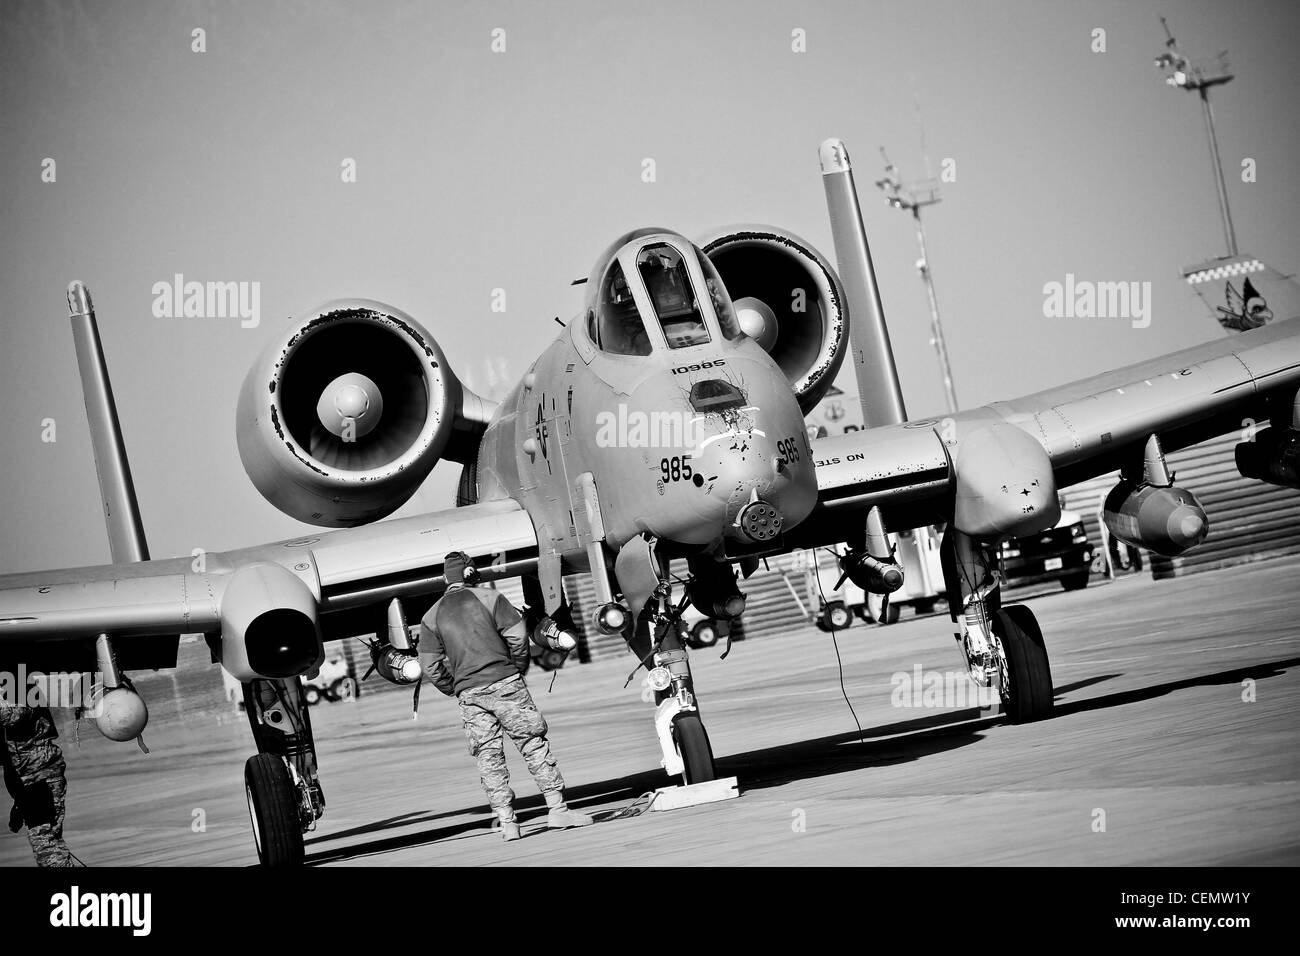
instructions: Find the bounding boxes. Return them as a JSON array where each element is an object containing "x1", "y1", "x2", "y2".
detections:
[
  {"x1": 819, "y1": 138, "x2": 851, "y2": 174},
  {"x1": 66, "y1": 280, "x2": 93, "y2": 317}
]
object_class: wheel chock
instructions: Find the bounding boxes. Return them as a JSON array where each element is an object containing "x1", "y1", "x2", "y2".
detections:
[{"x1": 650, "y1": 776, "x2": 740, "y2": 811}]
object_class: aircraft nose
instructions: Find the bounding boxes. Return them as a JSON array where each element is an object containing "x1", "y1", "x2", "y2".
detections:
[{"x1": 690, "y1": 433, "x2": 801, "y2": 543}]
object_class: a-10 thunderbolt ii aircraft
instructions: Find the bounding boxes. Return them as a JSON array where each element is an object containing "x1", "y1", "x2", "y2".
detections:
[{"x1": 2, "y1": 139, "x2": 1298, "y2": 866}]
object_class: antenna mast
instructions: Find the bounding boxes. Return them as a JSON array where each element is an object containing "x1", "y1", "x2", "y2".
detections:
[
  {"x1": 1155, "y1": 17, "x2": 1237, "y2": 257},
  {"x1": 875, "y1": 149, "x2": 958, "y2": 415}
]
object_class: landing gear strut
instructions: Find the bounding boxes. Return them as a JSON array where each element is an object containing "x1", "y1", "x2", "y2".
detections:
[
  {"x1": 941, "y1": 529, "x2": 1054, "y2": 722},
  {"x1": 241, "y1": 677, "x2": 324, "y2": 866},
  {"x1": 619, "y1": 537, "x2": 719, "y2": 784},
  {"x1": 650, "y1": 612, "x2": 718, "y2": 784}
]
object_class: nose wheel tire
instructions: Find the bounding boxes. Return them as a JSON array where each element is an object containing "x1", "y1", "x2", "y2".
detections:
[
  {"x1": 244, "y1": 754, "x2": 305, "y2": 867},
  {"x1": 993, "y1": 604, "x2": 1054, "y2": 723},
  {"x1": 672, "y1": 712, "x2": 717, "y2": 784}
]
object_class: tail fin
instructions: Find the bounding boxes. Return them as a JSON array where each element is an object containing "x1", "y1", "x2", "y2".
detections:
[
  {"x1": 1182, "y1": 254, "x2": 1300, "y2": 333},
  {"x1": 819, "y1": 138, "x2": 908, "y2": 427},
  {"x1": 66, "y1": 281, "x2": 150, "y2": 563}
]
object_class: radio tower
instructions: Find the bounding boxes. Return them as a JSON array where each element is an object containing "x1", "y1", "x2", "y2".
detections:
[
  {"x1": 1154, "y1": 17, "x2": 1237, "y2": 257},
  {"x1": 875, "y1": 149, "x2": 958, "y2": 415}
]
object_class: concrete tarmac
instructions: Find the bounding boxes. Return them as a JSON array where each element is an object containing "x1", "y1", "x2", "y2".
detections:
[{"x1": 2, "y1": 557, "x2": 1297, "y2": 866}]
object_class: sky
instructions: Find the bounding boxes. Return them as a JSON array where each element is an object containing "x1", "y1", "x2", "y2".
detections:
[{"x1": 1, "y1": 0, "x2": 1297, "y2": 573}]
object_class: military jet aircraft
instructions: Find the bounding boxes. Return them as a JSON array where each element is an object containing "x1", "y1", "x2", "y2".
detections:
[{"x1": 1, "y1": 139, "x2": 1297, "y2": 866}]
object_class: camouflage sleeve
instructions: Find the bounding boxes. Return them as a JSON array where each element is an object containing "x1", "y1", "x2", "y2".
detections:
[
  {"x1": 0, "y1": 705, "x2": 23, "y2": 729},
  {"x1": 494, "y1": 593, "x2": 529, "y2": 673}
]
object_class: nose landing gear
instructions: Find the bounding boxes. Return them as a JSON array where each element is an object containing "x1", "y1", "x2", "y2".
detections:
[{"x1": 617, "y1": 537, "x2": 719, "y2": 784}]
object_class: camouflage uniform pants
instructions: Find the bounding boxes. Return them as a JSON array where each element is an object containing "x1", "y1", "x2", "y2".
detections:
[
  {"x1": 21, "y1": 766, "x2": 72, "y2": 868},
  {"x1": 459, "y1": 675, "x2": 563, "y2": 812}
]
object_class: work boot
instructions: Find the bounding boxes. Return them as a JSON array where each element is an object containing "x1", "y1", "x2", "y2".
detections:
[
  {"x1": 546, "y1": 804, "x2": 593, "y2": 828},
  {"x1": 495, "y1": 807, "x2": 520, "y2": 841},
  {"x1": 544, "y1": 789, "x2": 592, "y2": 828}
]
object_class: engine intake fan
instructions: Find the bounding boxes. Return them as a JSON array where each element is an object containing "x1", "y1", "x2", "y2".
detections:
[
  {"x1": 697, "y1": 225, "x2": 848, "y2": 413},
  {"x1": 236, "y1": 299, "x2": 491, "y2": 527}
]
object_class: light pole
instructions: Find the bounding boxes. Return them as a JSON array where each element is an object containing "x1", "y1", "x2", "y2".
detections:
[
  {"x1": 1155, "y1": 17, "x2": 1237, "y2": 258},
  {"x1": 875, "y1": 150, "x2": 958, "y2": 415}
]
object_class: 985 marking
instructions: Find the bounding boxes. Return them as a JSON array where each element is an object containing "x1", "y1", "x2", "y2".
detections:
[
  {"x1": 660, "y1": 456, "x2": 693, "y2": 482},
  {"x1": 777, "y1": 436, "x2": 802, "y2": 463}
]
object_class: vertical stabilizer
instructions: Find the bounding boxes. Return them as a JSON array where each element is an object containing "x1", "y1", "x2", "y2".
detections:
[
  {"x1": 1181, "y1": 255, "x2": 1300, "y2": 334},
  {"x1": 67, "y1": 281, "x2": 149, "y2": 563},
  {"x1": 819, "y1": 138, "x2": 908, "y2": 427}
]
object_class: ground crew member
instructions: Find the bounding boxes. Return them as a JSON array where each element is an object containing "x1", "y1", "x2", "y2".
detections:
[
  {"x1": 1, "y1": 703, "x2": 74, "y2": 867},
  {"x1": 420, "y1": 551, "x2": 592, "y2": 841}
]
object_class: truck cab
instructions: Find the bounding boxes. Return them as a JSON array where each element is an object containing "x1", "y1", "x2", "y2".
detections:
[{"x1": 998, "y1": 508, "x2": 1095, "y2": 591}]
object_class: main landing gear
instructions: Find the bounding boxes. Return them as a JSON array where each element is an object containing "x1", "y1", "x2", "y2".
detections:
[
  {"x1": 241, "y1": 677, "x2": 325, "y2": 866},
  {"x1": 941, "y1": 528, "x2": 1054, "y2": 722}
]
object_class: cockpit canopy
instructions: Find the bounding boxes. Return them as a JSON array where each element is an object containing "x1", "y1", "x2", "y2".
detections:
[{"x1": 585, "y1": 230, "x2": 742, "y2": 357}]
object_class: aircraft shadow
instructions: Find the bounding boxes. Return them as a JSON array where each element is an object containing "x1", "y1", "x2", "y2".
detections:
[
  {"x1": 303, "y1": 655, "x2": 1299, "y2": 864},
  {"x1": 304, "y1": 722, "x2": 988, "y2": 863},
  {"x1": 1048, "y1": 656, "x2": 1299, "y2": 719},
  {"x1": 1054, "y1": 674, "x2": 1122, "y2": 697}
]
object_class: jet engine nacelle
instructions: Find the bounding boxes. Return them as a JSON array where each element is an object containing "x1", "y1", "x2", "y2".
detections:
[
  {"x1": 237, "y1": 299, "x2": 490, "y2": 527},
  {"x1": 218, "y1": 563, "x2": 324, "y2": 682},
  {"x1": 697, "y1": 225, "x2": 848, "y2": 414},
  {"x1": 1103, "y1": 479, "x2": 1209, "y2": 556},
  {"x1": 1235, "y1": 427, "x2": 1300, "y2": 489}
]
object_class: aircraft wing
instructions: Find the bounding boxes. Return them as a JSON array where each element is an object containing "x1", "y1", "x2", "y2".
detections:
[
  {"x1": 0, "y1": 497, "x2": 538, "y2": 653},
  {"x1": 798, "y1": 318, "x2": 1300, "y2": 537}
]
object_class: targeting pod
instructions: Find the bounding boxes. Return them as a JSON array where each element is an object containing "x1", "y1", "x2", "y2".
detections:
[{"x1": 1103, "y1": 479, "x2": 1209, "y2": 556}]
